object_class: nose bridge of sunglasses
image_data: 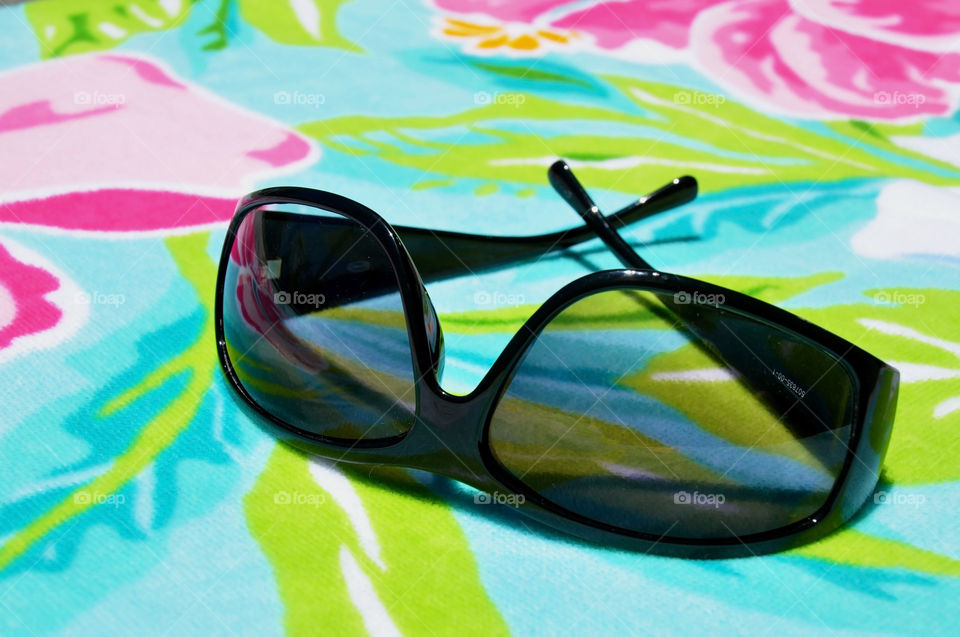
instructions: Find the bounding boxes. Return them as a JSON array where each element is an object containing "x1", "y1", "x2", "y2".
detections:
[{"x1": 403, "y1": 392, "x2": 498, "y2": 483}]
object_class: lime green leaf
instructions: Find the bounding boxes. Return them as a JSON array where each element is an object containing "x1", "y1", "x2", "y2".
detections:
[
  {"x1": 469, "y1": 59, "x2": 597, "y2": 90},
  {"x1": 26, "y1": 0, "x2": 192, "y2": 58},
  {"x1": 245, "y1": 444, "x2": 508, "y2": 636},
  {"x1": 792, "y1": 529, "x2": 960, "y2": 576},
  {"x1": 608, "y1": 76, "x2": 960, "y2": 189},
  {"x1": 0, "y1": 233, "x2": 217, "y2": 571},
  {"x1": 795, "y1": 287, "x2": 960, "y2": 485},
  {"x1": 238, "y1": 0, "x2": 361, "y2": 51},
  {"x1": 195, "y1": 0, "x2": 231, "y2": 51},
  {"x1": 831, "y1": 120, "x2": 925, "y2": 140},
  {"x1": 302, "y1": 77, "x2": 960, "y2": 195}
]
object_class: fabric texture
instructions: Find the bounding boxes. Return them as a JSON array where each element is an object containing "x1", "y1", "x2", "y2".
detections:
[{"x1": 1, "y1": 0, "x2": 958, "y2": 634}]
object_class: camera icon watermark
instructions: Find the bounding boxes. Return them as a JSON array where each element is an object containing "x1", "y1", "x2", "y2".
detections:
[
  {"x1": 673, "y1": 490, "x2": 725, "y2": 508},
  {"x1": 273, "y1": 490, "x2": 326, "y2": 507},
  {"x1": 473, "y1": 491, "x2": 525, "y2": 507},
  {"x1": 75, "y1": 290, "x2": 125, "y2": 308},
  {"x1": 873, "y1": 290, "x2": 925, "y2": 308},
  {"x1": 274, "y1": 290, "x2": 325, "y2": 308},
  {"x1": 74, "y1": 490, "x2": 125, "y2": 508},
  {"x1": 473, "y1": 290, "x2": 525, "y2": 307},
  {"x1": 673, "y1": 90, "x2": 725, "y2": 107},
  {"x1": 473, "y1": 91, "x2": 526, "y2": 107},
  {"x1": 274, "y1": 90, "x2": 326, "y2": 108},
  {"x1": 673, "y1": 291, "x2": 724, "y2": 307},
  {"x1": 874, "y1": 90, "x2": 926, "y2": 108},
  {"x1": 874, "y1": 490, "x2": 926, "y2": 509},
  {"x1": 74, "y1": 90, "x2": 126, "y2": 108}
]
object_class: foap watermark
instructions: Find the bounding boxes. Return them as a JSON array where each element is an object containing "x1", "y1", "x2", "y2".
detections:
[
  {"x1": 673, "y1": 290, "x2": 724, "y2": 307},
  {"x1": 75, "y1": 291, "x2": 125, "y2": 308},
  {"x1": 274, "y1": 90, "x2": 326, "y2": 108},
  {"x1": 74, "y1": 90, "x2": 126, "y2": 108},
  {"x1": 874, "y1": 90, "x2": 926, "y2": 108},
  {"x1": 673, "y1": 90, "x2": 725, "y2": 107},
  {"x1": 773, "y1": 370, "x2": 806, "y2": 398},
  {"x1": 74, "y1": 490, "x2": 125, "y2": 508},
  {"x1": 474, "y1": 491, "x2": 525, "y2": 507},
  {"x1": 874, "y1": 290, "x2": 925, "y2": 308},
  {"x1": 474, "y1": 91, "x2": 526, "y2": 107},
  {"x1": 273, "y1": 490, "x2": 326, "y2": 507},
  {"x1": 674, "y1": 490, "x2": 726, "y2": 508},
  {"x1": 274, "y1": 290, "x2": 326, "y2": 308},
  {"x1": 474, "y1": 290, "x2": 525, "y2": 307},
  {"x1": 874, "y1": 490, "x2": 926, "y2": 509}
]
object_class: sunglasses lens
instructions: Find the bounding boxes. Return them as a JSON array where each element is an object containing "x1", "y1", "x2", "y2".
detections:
[
  {"x1": 487, "y1": 287, "x2": 855, "y2": 540},
  {"x1": 220, "y1": 205, "x2": 416, "y2": 443}
]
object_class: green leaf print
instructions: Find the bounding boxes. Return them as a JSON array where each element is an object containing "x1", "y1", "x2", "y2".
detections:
[
  {"x1": 301, "y1": 76, "x2": 960, "y2": 195},
  {"x1": 245, "y1": 443, "x2": 508, "y2": 637},
  {"x1": 238, "y1": 0, "x2": 361, "y2": 52},
  {"x1": 0, "y1": 232, "x2": 218, "y2": 571},
  {"x1": 25, "y1": 0, "x2": 361, "y2": 57},
  {"x1": 26, "y1": 0, "x2": 192, "y2": 57}
]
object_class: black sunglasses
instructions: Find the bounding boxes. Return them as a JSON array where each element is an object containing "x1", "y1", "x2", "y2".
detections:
[{"x1": 214, "y1": 160, "x2": 898, "y2": 558}]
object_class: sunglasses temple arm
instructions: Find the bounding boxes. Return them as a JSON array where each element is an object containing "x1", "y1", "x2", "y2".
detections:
[
  {"x1": 394, "y1": 169, "x2": 696, "y2": 284},
  {"x1": 606, "y1": 175, "x2": 697, "y2": 228},
  {"x1": 547, "y1": 160, "x2": 654, "y2": 270}
]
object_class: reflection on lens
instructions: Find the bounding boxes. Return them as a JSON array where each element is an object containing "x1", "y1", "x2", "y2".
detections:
[
  {"x1": 488, "y1": 288, "x2": 854, "y2": 539},
  {"x1": 222, "y1": 206, "x2": 416, "y2": 442}
]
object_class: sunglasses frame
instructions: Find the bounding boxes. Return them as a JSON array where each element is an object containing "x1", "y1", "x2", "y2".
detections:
[{"x1": 215, "y1": 184, "x2": 898, "y2": 558}]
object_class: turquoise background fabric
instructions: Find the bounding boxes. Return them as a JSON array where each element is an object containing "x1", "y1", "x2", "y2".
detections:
[{"x1": 1, "y1": 1, "x2": 959, "y2": 634}]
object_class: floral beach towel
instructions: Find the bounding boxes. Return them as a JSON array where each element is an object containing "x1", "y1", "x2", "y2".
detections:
[{"x1": 1, "y1": 1, "x2": 959, "y2": 635}]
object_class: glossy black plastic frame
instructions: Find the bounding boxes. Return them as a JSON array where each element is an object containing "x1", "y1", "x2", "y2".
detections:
[{"x1": 214, "y1": 164, "x2": 899, "y2": 558}]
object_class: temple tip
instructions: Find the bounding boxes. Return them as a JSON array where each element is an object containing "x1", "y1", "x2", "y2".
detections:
[
  {"x1": 547, "y1": 159, "x2": 597, "y2": 219},
  {"x1": 674, "y1": 175, "x2": 698, "y2": 201}
]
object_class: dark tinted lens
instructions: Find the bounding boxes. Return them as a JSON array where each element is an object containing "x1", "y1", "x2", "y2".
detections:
[
  {"x1": 221, "y1": 205, "x2": 416, "y2": 442},
  {"x1": 488, "y1": 288, "x2": 855, "y2": 540}
]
